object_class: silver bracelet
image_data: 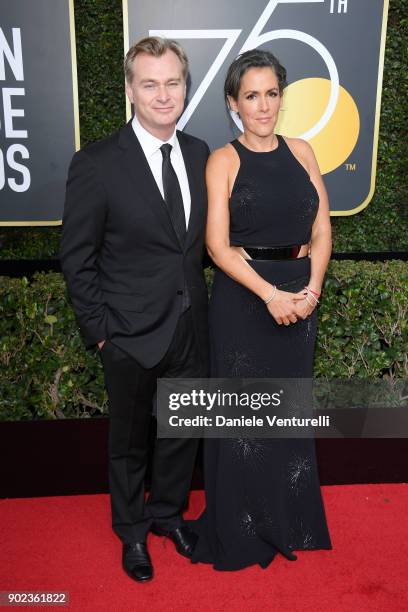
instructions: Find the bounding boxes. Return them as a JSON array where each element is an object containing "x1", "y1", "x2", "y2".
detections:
[
  {"x1": 264, "y1": 285, "x2": 277, "y2": 304},
  {"x1": 305, "y1": 288, "x2": 319, "y2": 304}
]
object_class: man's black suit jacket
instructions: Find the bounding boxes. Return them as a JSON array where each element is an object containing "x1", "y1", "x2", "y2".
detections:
[{"x1": 60, "y1": 121, "x2": 210, "y2": 369}]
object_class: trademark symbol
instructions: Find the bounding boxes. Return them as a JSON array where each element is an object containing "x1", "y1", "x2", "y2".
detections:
[{"x1": 345, "y1": 163, "x2": 356, "y2": 171}]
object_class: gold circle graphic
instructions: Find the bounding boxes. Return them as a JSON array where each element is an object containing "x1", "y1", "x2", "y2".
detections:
[{"x1": 275, "y1": 77, "x2": 360, "y2": 175}]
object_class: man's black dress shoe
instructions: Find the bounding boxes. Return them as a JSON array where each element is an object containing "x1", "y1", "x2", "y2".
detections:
[
  {"x1": 122, "y1": 541, "x2": 153, "y2": 582},
  {"x1": 151, "y1": 525, "x2": 198, "y2": 559}
]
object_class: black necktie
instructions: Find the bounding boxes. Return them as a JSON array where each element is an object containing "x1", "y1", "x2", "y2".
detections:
[{"x1": 160, "y1": 143, "x2": 187, "y2": 246}]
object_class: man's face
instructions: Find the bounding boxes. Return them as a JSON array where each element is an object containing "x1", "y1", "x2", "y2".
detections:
[{"x1": 126, "y1": 50, "x2": 186, "y2": 139}]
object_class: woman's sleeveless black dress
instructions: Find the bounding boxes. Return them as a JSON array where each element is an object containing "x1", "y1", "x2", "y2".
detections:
[{"x1": 189, "y1": 136, "x2": 332, "y2": 571}]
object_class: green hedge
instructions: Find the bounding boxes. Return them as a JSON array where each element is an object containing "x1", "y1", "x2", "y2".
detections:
[
  {"x1": 0, "y1": 261, "x2": 407, "y2": 421},
  {"x1": 0, "y1": 273, "x2": 107, "y2": 421},
  {"x1": 0, "y1": 0, "x2": 407, "y2": 257},
  {"x1": 314, "y1": 260, "x2": 408, "y2": 377}
]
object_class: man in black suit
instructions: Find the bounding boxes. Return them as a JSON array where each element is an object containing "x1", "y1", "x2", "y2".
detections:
[{"x1": 60, "y1": 37, "x2": 209, "y2": 582}]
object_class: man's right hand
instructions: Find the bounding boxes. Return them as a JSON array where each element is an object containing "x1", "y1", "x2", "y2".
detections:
[{"x1": 98, "y1": 340, "x2": 106, "y2": 350}]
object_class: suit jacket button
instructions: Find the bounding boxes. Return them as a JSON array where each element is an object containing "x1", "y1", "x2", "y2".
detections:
[{"x1": 177, "y1": 290, "x2": 183, "y2": 295}]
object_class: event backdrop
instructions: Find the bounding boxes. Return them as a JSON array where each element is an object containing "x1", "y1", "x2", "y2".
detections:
[
  {"x1": 0, "y1": 0, "x2": 79, "y2": 225},
  {"x1": 124, "y1": 0, "x2": 389, "y2": 215}
]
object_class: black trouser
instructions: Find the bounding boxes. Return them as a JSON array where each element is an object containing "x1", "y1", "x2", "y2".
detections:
[{"x1": 100, "y1": 309, "x2": 202, "y2": 543}]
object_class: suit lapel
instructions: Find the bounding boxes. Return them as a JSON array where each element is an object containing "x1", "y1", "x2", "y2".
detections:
[
  {"x1": 178, "y1": 131, "x2": 202, "y2": 250},
  {"x1": 118, "y1": 122, "x2": 182, "y2": 247}
]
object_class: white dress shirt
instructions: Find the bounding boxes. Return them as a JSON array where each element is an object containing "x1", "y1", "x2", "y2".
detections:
[{"x1": 131, "y1": 114, "x2": 191, "y2": 228}]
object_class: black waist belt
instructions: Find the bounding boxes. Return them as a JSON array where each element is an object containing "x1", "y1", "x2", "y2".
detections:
[{"x1": 242, "y1": 245, "x2": 305, "y2": 260}]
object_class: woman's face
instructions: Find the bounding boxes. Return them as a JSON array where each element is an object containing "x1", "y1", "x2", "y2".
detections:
[{"x1": 228, "y1": 66, "x2": 282, "y2": 138}]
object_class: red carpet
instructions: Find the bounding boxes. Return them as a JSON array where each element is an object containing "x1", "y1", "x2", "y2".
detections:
[{"x1": 1, "y1": 485, "x2": 407, "y2": 611}]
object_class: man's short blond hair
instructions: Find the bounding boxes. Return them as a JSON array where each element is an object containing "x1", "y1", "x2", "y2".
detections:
[{"x1": 124, "y1": 36, "x2": 189, "y2": 83}]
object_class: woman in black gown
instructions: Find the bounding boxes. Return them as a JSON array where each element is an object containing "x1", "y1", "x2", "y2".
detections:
[{"x1": 189, "y1": 50, "x2": 333, "y2": 570}]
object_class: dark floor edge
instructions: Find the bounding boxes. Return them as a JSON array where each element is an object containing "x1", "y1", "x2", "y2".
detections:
[{"x1": 1, "y1": 419, "x2": 407, "y2": 498}]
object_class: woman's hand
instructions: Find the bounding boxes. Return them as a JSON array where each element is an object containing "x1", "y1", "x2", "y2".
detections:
[
  {"x1": 292, "y1": 289, "x2": 318, "y2": 320},
  {"x1": 265, "y1": 289, "x2": 307, "y2": 325}
]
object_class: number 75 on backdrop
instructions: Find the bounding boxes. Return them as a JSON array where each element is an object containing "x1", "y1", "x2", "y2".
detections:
[{"x1": 123, "y1": 0, "x2": 389, "y2": 215}]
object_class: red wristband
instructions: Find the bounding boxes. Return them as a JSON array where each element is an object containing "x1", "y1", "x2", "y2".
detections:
[{"x1": 305, "y1": 286, "x2": 321, "y2": 297}]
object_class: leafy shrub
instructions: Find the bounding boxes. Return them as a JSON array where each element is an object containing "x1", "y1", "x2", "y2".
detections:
[
  {"x1": 1, "y1": 261, "x2": 407, "y2": 421},
  {"x1": 315, "y1": 260, "x2": 408, "y2": 378},
  {"x1": 0, "y1": 273, "x2": 107, "y2": 421}
]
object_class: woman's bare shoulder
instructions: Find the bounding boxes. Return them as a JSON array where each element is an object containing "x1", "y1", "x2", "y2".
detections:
[
  {"x1": 207, "y1": 143, "x2": 239, "y2": 173},
  {"x1": 282, "y1": 136, "x2": 316, "y2": 161},
  {"x1": 281, "y1": 136, "x2": 318, "y2": 174}
]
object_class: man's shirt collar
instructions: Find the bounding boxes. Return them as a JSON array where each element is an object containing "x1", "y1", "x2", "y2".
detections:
[{"x1": 131, "y1": 113, "x2": 178, "y2": 158}]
